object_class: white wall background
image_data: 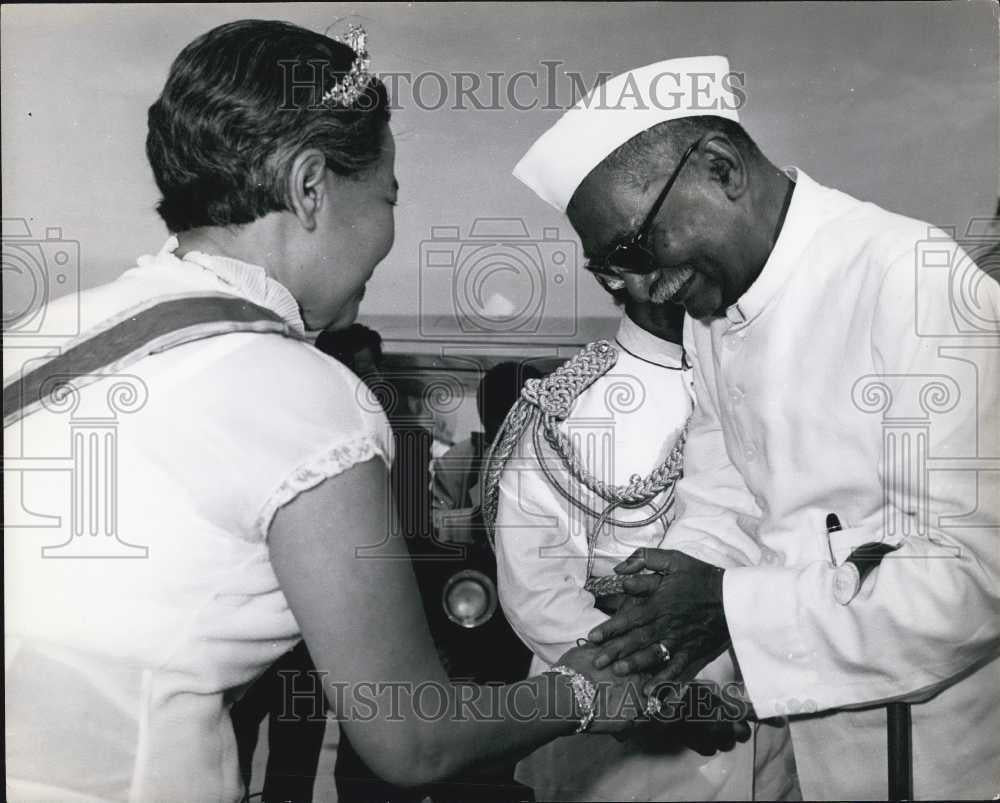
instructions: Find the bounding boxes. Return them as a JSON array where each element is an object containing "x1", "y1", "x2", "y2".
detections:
[{"x1": 2, "y1": 1, "x2": 997, "y2": 337}]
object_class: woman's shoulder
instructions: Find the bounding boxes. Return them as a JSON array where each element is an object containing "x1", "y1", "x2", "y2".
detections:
[
  {"x1": 145, "y1": 331, "x2": 394, "y2": 541},
  {"x1": 207, "y1": 333, "x2": 385, "y2": 426},
  {"x1": 211, "y1": 335, "x2": 394, "y2": 539}
]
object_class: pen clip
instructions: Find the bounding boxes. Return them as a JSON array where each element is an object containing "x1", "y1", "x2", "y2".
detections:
[{"x1": 825, "y1": 513, "x2": 843, "y2": 565}]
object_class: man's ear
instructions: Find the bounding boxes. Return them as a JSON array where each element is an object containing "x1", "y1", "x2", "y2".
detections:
[
  {"x1": 287, "y1": 149, "x2": 328, "y2": 231},
  {"x1": 701, "y1": 134, "x2": 747, "y2": 200}
]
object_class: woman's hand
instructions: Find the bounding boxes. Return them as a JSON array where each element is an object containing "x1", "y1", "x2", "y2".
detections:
[
  {"x1": 270, "y1": 458, "x2": 620, "y2": 784},
  {"x1": 646, "y1": 682, "x2": 753, "y2": 755},
  {"x1": 555, "y1": 642, "x2": 649, "y2": 734}
]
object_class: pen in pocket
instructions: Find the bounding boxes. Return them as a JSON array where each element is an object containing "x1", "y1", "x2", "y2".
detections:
[{"x1": 825, "y1": 512, "x2": 901, "y2": 605}]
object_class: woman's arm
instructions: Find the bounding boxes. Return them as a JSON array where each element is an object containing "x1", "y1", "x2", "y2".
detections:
[{"x1": 269, "y1": 457, "x2": 636, "y2": 786}]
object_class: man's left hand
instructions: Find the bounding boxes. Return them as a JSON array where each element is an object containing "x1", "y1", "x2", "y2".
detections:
[{"x1": 586, "y1": 549, "x2": 730, "y2": 695}]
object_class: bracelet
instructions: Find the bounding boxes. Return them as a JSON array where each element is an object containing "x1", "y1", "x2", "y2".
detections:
[{"x1": 550, "y1": 665, "x2": 597, "y2": 733}]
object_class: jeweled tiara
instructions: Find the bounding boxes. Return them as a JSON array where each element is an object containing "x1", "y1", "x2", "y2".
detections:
[{"x1": 322, "y1": 24, "x2": 373, "y2": 109}]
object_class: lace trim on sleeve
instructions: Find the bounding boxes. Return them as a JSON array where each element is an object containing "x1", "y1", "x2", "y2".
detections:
[{"x1": 255, "y1": 434, "x2": 389, "y2": 540}]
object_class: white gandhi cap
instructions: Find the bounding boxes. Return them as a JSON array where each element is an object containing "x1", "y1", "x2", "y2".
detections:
[{"x1": 513, "y1": 56, "x2": 741, "y2": 213}]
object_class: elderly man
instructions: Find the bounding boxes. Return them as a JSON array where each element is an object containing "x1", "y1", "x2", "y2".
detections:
[
  {"x1": 487, "y1": 289, "x2": 796, "y2": 800},
  {"x1": 512, "y1": 56, "x2": 999, "y2": 800}
]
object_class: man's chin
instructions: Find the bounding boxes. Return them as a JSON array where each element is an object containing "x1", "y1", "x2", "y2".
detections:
[
  {"x1": 679, "y1": 295, "x2": 708, "y2": 319},
  {"x1": 682, "y1": 295, "x2": 727, "y2": 322}
]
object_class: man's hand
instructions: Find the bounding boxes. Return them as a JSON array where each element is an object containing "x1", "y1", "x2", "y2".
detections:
[{"x1": 586, "y1": 549, "x2": 730, "y2": 695}]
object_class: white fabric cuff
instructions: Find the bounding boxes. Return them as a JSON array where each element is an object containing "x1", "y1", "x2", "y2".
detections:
[
  {"x1": 255, "y1": 434, "x2": 390, "y2": 540},
  {"x1": 724, "y1": 565, "x2": 819, "y2": 719}
]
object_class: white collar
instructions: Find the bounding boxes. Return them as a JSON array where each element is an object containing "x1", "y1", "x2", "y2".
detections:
[
  {"x1": 160, "y1": 237, "x2": 306, "y2": 335},
  {"x1": 724, "y1": 168, "x2": 826, "y2": 327},
  {"x1": 615, "y1": 314, "x2": 685, "y2": 370}
]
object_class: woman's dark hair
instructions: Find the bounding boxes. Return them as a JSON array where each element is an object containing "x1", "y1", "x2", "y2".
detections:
[{"x1": 146, "y1": 19, "x2": 391, "y2": 233}]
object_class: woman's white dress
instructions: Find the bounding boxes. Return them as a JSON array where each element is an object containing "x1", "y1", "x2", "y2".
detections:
[{"x1": 4, "y1": 239, "x2": 392, "y2": 802}]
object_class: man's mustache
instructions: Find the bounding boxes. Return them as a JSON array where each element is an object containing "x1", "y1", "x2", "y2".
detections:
[{"x1": 650, "y1": 266, "x2": 695, "y2": 304}]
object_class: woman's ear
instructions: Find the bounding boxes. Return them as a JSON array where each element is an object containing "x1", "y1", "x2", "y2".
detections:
[
  {"x1": 701, "y1": 134, "x2": 747, "y2": 200},
  {"x1": 287, "y1": 149, "x2": 328, "y2": 231}
]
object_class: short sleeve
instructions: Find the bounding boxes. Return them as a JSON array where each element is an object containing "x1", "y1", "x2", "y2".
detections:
[
  {"x1": 247, "y1": 340, "x2": 394, "y2": 540},
  {"x1": 134, "y1": 333, "x2": 394, "y2": 544},
  {"x1": 253, "y1": 430, "x2": 389, "y2": 540}
]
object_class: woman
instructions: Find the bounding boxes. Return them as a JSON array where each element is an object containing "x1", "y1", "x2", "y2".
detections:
[{"x1": 2, "y1": 19, "x2": 644, "y2": 803}]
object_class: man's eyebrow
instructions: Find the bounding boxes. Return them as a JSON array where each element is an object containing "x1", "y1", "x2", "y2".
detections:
[{"x1": 586, "y1": 228, "x2": 630, "y2": 260}]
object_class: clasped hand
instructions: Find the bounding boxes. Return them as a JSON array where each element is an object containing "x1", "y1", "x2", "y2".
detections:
[
  {"x1": 586, "y1": 548, "x2": 731, "y2": 696},
  {"x1": 559, "y1": 549, "x2": 752, "y2": 751},
  {"x1": 556, "y1": 641, "x2": 648, "y2": 734}
]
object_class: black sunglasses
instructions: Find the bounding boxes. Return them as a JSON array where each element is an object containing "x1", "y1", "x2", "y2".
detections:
[{"x1": 585, "y1": 139, "x2": 700, "y2": 280}]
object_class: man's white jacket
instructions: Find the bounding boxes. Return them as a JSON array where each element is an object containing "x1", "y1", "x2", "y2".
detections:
[{"x1": 670, "y1": 168, "x2": 999, "y2": 799}]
